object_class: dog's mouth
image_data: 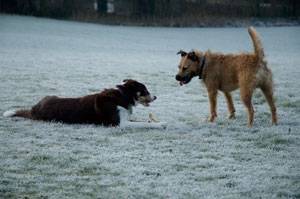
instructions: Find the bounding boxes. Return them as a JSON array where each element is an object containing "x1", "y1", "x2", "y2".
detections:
[
  {"x1": 179, "y1": 79, "x2": 191, "y2": 86},
  {"x1": 176, "y1": 75, "x2": 192, "y2": 86},
  {"x1": 137, "y1": 95, "x2": 157, "y2": 107}
]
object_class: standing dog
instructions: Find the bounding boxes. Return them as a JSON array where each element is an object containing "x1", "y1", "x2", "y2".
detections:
[
  {"x1": 3, "y1": 79, "x2": 156, "y2": 127},
  {"x1": 175, "y1": 27, "x2": 277, "y2": 127}
]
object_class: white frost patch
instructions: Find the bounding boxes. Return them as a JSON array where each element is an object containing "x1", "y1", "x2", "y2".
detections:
[{"x1": 3, "y1": 110, "x2": 16, "y2": 117}]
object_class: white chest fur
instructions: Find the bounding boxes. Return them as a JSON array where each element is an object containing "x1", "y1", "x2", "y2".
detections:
[{"x1": 117, "y1": 106, "x2": 132, "y2": 125}]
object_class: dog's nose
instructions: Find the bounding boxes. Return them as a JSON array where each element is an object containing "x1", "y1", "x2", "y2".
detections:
[
  {"x1": 175, "y1": 75, "x2": 181, "y2": 81},
  {"x1": 153, "y1": 96, "x2": 157, "y2": 100}
]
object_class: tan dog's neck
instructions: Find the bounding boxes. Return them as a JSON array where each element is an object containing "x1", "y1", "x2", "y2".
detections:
[
  {"x1": 197, "y1": 52, "x2": 207, "y2": 79},
  {"x1": 190, "y1": 50, "x2": 207, "y2": 79}
]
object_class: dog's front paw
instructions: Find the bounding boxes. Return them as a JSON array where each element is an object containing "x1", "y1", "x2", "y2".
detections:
[
  {"x1": 208, "y1": 114, "x2": 217, "y2": 122},
  {"x1": 228, "y1": 113, "x2": 236, "y2": 120}
]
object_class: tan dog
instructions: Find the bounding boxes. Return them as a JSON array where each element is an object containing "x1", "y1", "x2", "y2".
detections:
[{"x1": 175, "y1": 27, "x2": 277, "y2": 127}]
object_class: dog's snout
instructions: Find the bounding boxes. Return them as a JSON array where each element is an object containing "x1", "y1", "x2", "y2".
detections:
[
  {"x1": 175, "y1": 74, "x2": 182, "y2": 81},
  {"x1": 153, "y1": 96, "x2": 157, "y2": 100}
]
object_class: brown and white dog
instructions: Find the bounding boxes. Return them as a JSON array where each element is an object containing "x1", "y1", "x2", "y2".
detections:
[
  {"x1": 3, "y1": 79, "x2": 156, "y2": 127},
  {"x1": 175, "y1": 27, "x2": 277, "y2": 127}
]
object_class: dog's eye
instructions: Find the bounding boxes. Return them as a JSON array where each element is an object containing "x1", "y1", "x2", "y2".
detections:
[
  {"x1": 182, "y1": 65, "x2": 189, "y2": 71},
  {"x1": 140, "y1": 90, "x2": 149, "y2": 96}
]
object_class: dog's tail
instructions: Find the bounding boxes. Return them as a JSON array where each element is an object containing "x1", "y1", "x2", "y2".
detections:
[
  {"x1": 3, "y1": 109, "x2": 32, "y2": 119},
  {"x1": 248, "y1": 26, "x2": 264, "y2": 61}
]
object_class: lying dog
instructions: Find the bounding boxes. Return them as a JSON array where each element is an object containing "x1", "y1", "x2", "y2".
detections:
[
  {"x1": 3, "y1": 79, "x2": 156, "y2": 127},
  {"x1": 175, "y1": 27, "x2": 277, "y2": 127}
]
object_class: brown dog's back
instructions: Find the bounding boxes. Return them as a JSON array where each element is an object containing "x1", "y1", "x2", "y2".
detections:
[
  {"x1": 30, "y1": 95, "x2": 100, "y2": 124},
  {"x1": 5, "y1": 94, "x2": 105, "y2": 124},
  {"x1": 4, "y1": 91, "x2": 122, "y2": 126}
]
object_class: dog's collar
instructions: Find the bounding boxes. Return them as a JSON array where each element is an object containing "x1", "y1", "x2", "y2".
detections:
[
  {"x1": 198, "y1": 56, "x2": 206, "y2": 79},
  {"x1": 116, "y1": 85, "x2": 135, "y2": 108}
]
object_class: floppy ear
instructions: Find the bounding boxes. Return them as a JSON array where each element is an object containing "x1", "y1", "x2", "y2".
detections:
[
  {"x1": 177, "y1": 50, "x2": 187, "y2": 57},
  {"x1": 123, "y1": 79, "x2": 136, "y2": 86},
  {"x1": 188, "y1": 51, "x2": 199, "y2": 62}
]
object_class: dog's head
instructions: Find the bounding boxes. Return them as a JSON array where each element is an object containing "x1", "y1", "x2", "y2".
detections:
[
  {"x1": 122, "y1": 79, "x2": 156, "y2": 106},
  {"x1": 175, "y1": 50, "x2": 203, "y2": 85}
]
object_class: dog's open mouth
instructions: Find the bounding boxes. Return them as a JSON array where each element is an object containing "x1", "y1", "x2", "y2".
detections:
[
  {"x1": 179, "y1": 77, "x2": 192, "y2": 86},
  {"x1": 179, "y1": 80, "x2": 189, "y2": 86},
  {"x1": 176, "y1": 74, "x2": 193, "y2": 86}
]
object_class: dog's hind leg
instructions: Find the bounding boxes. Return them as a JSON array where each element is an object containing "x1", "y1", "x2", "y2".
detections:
[
  {"x1": 260, "y1": 84, "x2": 277, "y2": 125},
  {"x1": 240, "y1": 87, "x2": 254, "y2": 127},
  {"x1": 224, "y1": 92, "x2": 235, "y2": 119},
  {"x1": 208, "y1": 90, "x2": 218, "y2": 122}
]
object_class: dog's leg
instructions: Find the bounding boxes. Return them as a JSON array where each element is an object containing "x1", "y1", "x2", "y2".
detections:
[
  {"x1": 240, "y1": 86, "x2": 254, "y2": 127},
  {"x1": 208, "y1": 90, "x2": 218, "y2": 122},
  {"x1": 224, "y1": 92, "x2": 235, "y2": 119},
  {"x1": 260, "y1": 84, "x2": 277, "y2": 125}
]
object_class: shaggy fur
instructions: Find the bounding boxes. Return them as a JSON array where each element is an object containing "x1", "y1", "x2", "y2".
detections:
[
  {"x1": 4, "y1": 79, "x2": 156, "y2": 127},
  {"x1": 176, "y1": 27, "x2": 277, "y2": 127}
]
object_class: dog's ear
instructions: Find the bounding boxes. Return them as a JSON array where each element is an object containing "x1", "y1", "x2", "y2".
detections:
[
  {"x1": 188, "y1": 51, "x2": 199, "y2": 62},
  {"x1": 177, "y1": 50, "x2": 187, "y2": 57},
  {"x1": 123, "y1": 79, "x2": 137, "y2": 86}
]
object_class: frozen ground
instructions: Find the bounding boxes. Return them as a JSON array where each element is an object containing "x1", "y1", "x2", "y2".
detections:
[{"x1": 0, "y1": 15, "x2": 299, "y2": 198}]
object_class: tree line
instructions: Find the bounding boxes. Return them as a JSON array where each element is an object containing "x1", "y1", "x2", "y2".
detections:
[{"x1": 0, "y1": 0, "x2": 299, "y2": 25}]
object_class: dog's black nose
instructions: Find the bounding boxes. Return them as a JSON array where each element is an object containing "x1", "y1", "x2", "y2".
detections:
[
  {"x1": 153, "y1": 96, "x2": 157, "y2": 100},
  {"x1": 175, "y1": 75, "x2": 182, "y2": 81}
]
